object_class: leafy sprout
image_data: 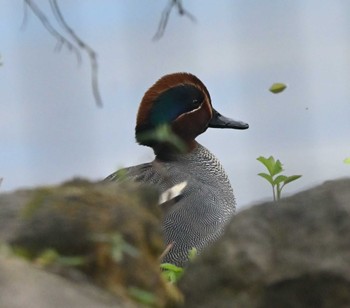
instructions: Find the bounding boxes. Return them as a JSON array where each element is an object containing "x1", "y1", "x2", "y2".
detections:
[
  {"x1": 35, "y1": 249, "x2": 86, "y2": 267},
  {"x1": 257, "y1": 156, "x2": 301, "y2": 201},
  {"x1": 160, "y1": 263, "x2": 184, "y2": 284},
  {"x1": 91, "y1": 232, "x2": 139, "y2": 262},
  {"x1": 160, "y1": 247, "x2": 197, "y2": 284}
]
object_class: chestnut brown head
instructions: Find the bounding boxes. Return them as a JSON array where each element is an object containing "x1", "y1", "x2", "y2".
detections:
[{"x1": 135, "y1": 73, "x2": 248, "y2": 156}]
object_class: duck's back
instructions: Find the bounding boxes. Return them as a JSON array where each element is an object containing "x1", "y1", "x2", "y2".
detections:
[{"x1": 106, "y1": 143, "x2": 235, "y2": 266}]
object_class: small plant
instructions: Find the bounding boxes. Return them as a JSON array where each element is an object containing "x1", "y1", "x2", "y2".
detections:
[
  {"x1": 160, "y1": 263, "x2": 184, "y2": 283},
  {"x1": 91, "y1": 232, "x2": 139, "y2": 262},
  {"x1": 35, "y1": 249, "x2": 86, "y2": 267},
  {"x1": 257, "y1": 156, "x2": 301, "y2": 201},
  {"x1": 160, "y1": 247, "x2": 197, "y2": 283}
]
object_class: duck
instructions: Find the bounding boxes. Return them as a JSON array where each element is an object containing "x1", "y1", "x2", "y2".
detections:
[{"x1": 105, "y1": 72, "x2": 248, "y2": 266}]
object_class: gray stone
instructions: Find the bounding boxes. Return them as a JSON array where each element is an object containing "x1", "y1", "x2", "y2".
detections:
[
  {"x1": 4, "y1": 178, "x2": 350, "y2": 307},
  {"x1": 179, "y1": 178, "x2": 350, "y2": 308},
  {"x1": 0, "y1": 256, "x2": 127, "y2": 308}
]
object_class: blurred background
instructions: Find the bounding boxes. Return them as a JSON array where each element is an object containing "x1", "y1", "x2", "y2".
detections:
[{"x1": 1, "y1": 1, "x2": 349, "y2": 209}]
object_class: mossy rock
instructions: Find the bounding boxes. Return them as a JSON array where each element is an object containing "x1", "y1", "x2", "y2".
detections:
[{"x1": 0, "y1": 179, "x2": 181, "y2": 307}]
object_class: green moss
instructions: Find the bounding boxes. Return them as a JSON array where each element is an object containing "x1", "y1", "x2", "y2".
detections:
[{"x1": 22, "y1": 188, "x2": 53, "y2": 219}]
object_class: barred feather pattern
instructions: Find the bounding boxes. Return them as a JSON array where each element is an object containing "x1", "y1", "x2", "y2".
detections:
[{"x1": 105, "y1": 143, "x2": 236, "y2": 266}]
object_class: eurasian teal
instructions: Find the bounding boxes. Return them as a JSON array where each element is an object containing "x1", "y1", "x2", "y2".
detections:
[{"x1": 106, "y1": 73, "x2": 248, "y2": 266}]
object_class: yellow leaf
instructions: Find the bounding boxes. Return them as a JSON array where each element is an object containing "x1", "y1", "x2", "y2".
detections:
[{"x1": 269, "y1": 83, "x2": 287, "y2": 94}]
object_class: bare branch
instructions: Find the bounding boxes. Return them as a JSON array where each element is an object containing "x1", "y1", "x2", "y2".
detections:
[
  {"x1": 50, "y1": 0, "x2": 102, "y2": 107},
  {"x1": 153, "y1": 0, "x2": 196, "y2": 41},
  {"x1": 22, "y1": 0, "x2": 195, "y2": 106},
  {"x1": 23, "y1": 0, "x2": 102, "y2": 107},
  {"x1": 159, "y1": 242, "x2": 174, "y2": 261},
  {"x1": 23, "y1": 0, "x2": 81, "y2": 62},
  {"x1": 21, "y1": 0, "x2": 29, "y2": 30}
]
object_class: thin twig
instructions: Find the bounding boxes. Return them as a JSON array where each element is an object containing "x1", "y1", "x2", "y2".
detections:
[
  {"x1": 21, "y1": 0, "x2": 29, "y2": 30},
  {"x1": 159, "y1": 242, "x2": 174, "y2": 261},
  {"x1": 23, "y1": 0, "x2": 81, "y2": 62},
  {"x1": 23, "y1": 0, "x2": 102, "y2": 107},
  {"x1": 50, "y1": 0, "x2": 102, "y2": 107},
  {"x1": 153, "y1": 0, "x2": 196, "y2": 40}
]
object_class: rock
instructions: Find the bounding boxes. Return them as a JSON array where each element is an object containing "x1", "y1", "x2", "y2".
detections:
[
  {"x1": 179, "y1": 178, "x2": 350, "y2": 308},
  {"x1": 0, "y1": 179, "x2": 180, "y2": 307},
  {"x1": 5, "y1": 177, "x2": 350, "y2": 307},
  {"x1": 0, "y1": 255, "x2": 126, "y2": 308}
]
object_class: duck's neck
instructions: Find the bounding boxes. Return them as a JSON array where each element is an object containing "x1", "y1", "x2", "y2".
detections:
[{"x1": 154, "y1": 140, "x2": 198, "y2": 161}]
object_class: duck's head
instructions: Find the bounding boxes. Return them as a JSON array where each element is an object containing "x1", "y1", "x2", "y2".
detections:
[{"x1": 135, "y1": 73, "x2": 248, "y2": 158}]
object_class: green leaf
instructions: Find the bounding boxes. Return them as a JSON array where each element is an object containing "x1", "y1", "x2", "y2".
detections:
[
  {"x1": 110, "y1": 233, "x2": 139, "y2": 262},
  {"x1": 272, "y1": 159, "x2": 284, "y2": 176},
  {"x1": 274, "y1": 175, "x2": 288, "y2": 185},
  {"x1": 167, "y1": 271, "x2": 178, "y2": 283},
  {"x1": 160, "y1": 263, "x2": 184, "y2": 283},
  {"x1": 258, "y1": 173, "x2": 274, "y2": 186},
  {"x1": 257, "y1": 156, "x2": 276, "y2": 176},
  {"x1": 137, "y1": 124, "x2": 187, "y2": 153},
  {"x1": 57, "y1": 255, "x2": 86, "y2": 266},
  {"x1": 188, "y1": 247, "x2": 197, "y2": 262},
  {"x1": 128, "y1": 287, "x2": 156, "y2": 305},
  {"x1": 283, "y1": 175, "x2": 302, "y2": 185},
  {"x1": 91, "y1": 232, "x2": 139, "y2": 263},
  {"x1": 344, "y1": 157, "x2": 350, "y2": 164},
  {"x1": 35, "y1": 249, "x2": 86, "y2": 267},
  {"x1": 160, "y1": 263, "x2": 183, "y2": 273},
  {"x1": 269, "y1": 83, "x2": 287, "y2": 94},
  {"x1": 35, "y1": 249, "x2": 59, "y2": 266}
]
